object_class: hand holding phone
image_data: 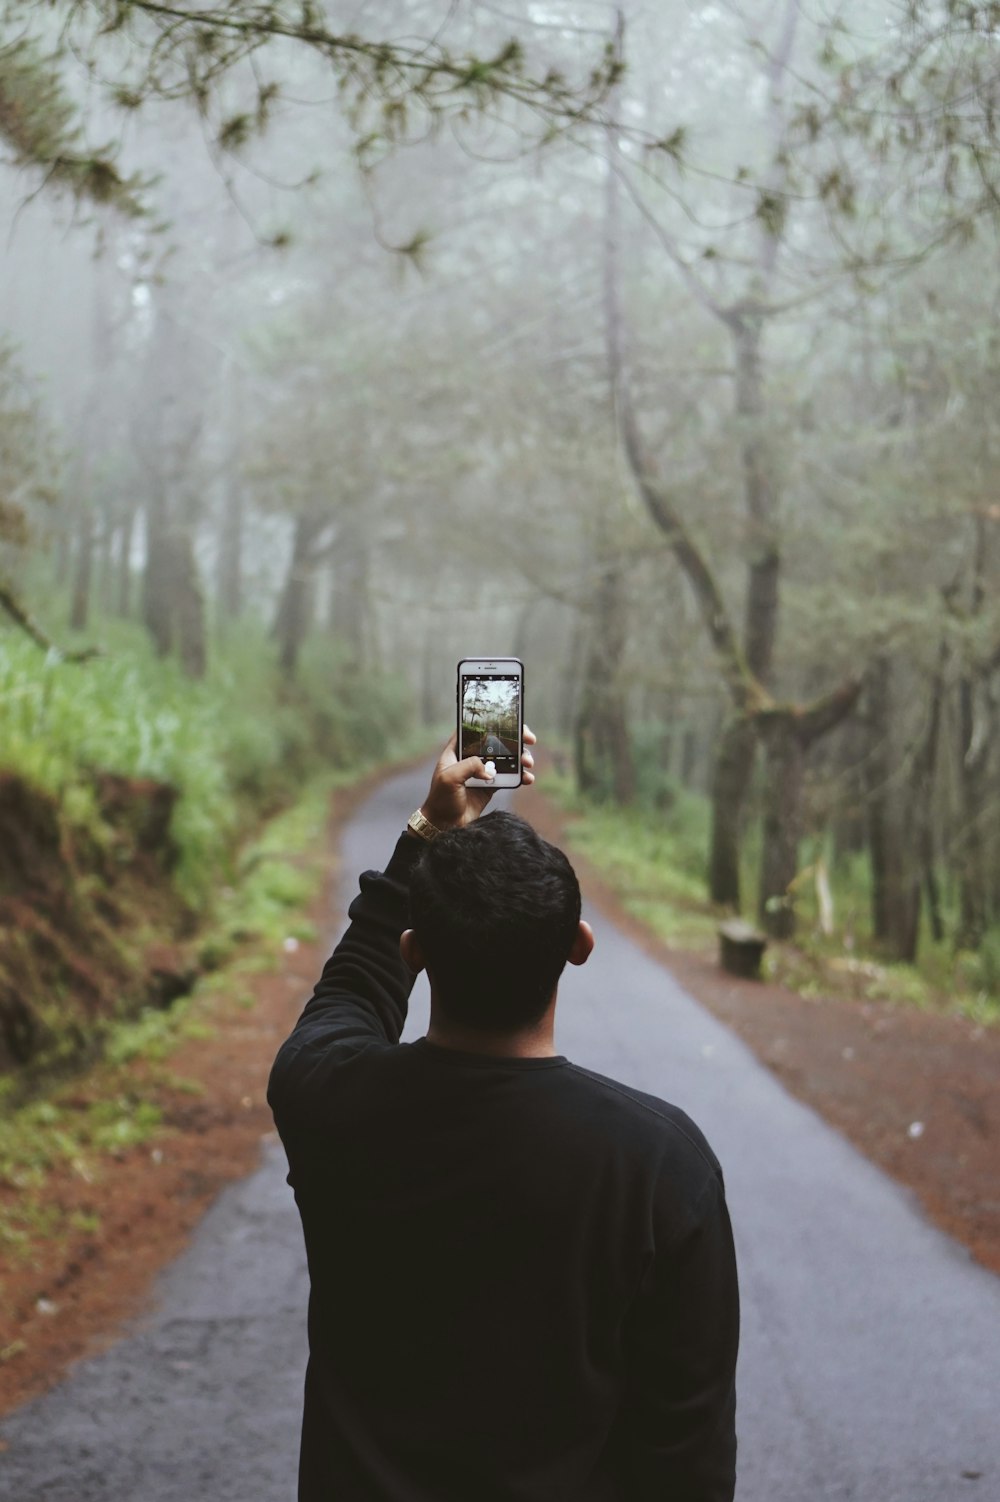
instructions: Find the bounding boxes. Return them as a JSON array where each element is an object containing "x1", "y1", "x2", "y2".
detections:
[
  {"x1": 457, "y1": 657, "x2": 524, "y2": 789},
  {"x1": 417, "y1": 726, "x2": 535, "y2": 834}
]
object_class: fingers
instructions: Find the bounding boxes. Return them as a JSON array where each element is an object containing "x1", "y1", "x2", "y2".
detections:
[
  {"x1": 521, "y1": 742, "x2": 535, "y2": 786},
  {"x1": 522, "y1": 726, "x2": 535, "y2": 785}
]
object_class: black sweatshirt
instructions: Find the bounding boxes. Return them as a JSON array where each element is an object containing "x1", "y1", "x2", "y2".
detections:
[{"x1": 268, "y1": 832, "x2": 738, "y2": 1502}]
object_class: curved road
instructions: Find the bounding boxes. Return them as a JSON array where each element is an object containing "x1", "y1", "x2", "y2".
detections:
[{"x1": 2, "y1": 763, "x2": 999, "y2": 1499}]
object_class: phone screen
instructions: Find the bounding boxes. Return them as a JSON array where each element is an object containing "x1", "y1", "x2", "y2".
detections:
[{"x1": 459, "y1": 672, "x2": 521, "y2": 775}]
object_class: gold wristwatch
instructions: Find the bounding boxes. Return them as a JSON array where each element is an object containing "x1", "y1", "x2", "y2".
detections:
[{"x1": 407, "y1": 809, "x2": 441, "y2": 843}]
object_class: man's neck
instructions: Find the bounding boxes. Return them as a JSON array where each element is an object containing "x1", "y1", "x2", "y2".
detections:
[{"x1": 425, "y1": 1011, "x2": 557, "y2": 1059}]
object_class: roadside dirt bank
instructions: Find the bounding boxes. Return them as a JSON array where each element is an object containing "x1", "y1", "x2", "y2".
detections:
[{"x1": 0, "y1": 771, "x2": 188, "y2": 1079}]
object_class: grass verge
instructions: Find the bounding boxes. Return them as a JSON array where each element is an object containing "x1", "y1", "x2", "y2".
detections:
[{"x1": 545, "y1": 767, "x2": 1000, "y2": 1027}]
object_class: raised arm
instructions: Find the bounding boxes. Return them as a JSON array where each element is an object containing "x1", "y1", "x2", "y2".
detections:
[{"x1": 267, "y1": 732, "x2": 535, "y2": 1108}]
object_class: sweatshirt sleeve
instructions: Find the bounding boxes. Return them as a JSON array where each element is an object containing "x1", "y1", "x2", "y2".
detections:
[
  {"x1": 267, "y1": 832, "x2": 424, "y2": 1116},
  {"x1": 618, "y1": 1165, "x2": 740, "y2": 1502}
]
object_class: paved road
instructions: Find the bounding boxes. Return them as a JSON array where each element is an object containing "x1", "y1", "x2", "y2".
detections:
[{"x1": 2, "y1": 763, "x2": 999, "y2": 1500}]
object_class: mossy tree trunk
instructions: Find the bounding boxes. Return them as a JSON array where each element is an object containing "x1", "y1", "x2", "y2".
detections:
[
  {"x1": 709, "y1": 717, "x2": 756, "y2": 909},
  {"x1": 758, "y1": 718, "x2": 805, "y2": 938},
  {"x1": 947, "y1": 517, "x2": 1000, "y2": 950},
  {"x1": 69, "y1": 240, "x2": 118, "y2": 633},
  {"x1": 573, "y1": 557, "x2": 635, "y2": 804},
  {"x1": 274, "y1": 510, "x2": 326, "y2": 677},
  {"x1": 864, "y1": 657, "x2": 921, "y2": 962},
  {"x1": 142, "y1": 489, "x2": 173, "y2": 657},
  {"x1": 175, "y1": 523, "x2": 207, "y2": 679},
  {"x1": 116, "y1": 497, "x2": 136, "y2": 618},
  {"x1": 69, "y1": 500, "x2": 94, "y2": 632},
  {"x1": 757, "y1": 682, "x2": 865, "y2": 939},
  {"x1": 138, "y1": 280, "x2": 210, "y2": 676}
]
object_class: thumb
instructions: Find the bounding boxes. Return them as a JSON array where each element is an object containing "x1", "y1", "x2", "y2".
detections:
[{"x1": 444, "y1": 755, "x2": 494, "y2": 785}]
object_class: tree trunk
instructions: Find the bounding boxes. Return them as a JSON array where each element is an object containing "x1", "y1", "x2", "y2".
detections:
[
  {"x1": 913, "y1": 646, "x2": 947, "y2": 945},
  {"x1": 602, "y1": 29, "x2": 864, "y2": 915},
  {"x1": 175, "y1": 530, "x2": 206, "y2": 679},
  {"x1": 558, "y1": 612, "x2": 586, "y2": 745},
  {"x1": 143, "y1": 491, "x2": 174, "y2": 657},
  {"x1": 951, "y1": 514, "x2": 999, "y2": 947},
  {"x1": 274, "y1": 511, "x2": 323, "y2": 677},
  {"x1": 52, "y1": 511, "x2": 72, "y2": 588},
  {"x1": 956, "y1": 673, "x2": 989, "y2": 948},
  {"x1": 732, "y1": 316, "x2": 780, "y2": 688},
  {"x1": 681, "y1": 727, "x2": 700, "y2": 788},
  {"x1": 329, "y1": 509, "x2": 369, "y2": 671},
  {"x1": 69, "y1": 501, "x2": 94, "y2": 632},
  {"x1": 93, "y1": 495, "x2": 115, "y2": 616},
  {"x1": 69, "y1": 232, "x2": 119, "y2": 632},
  {"x1": 572, "y1": 559, "x2": 634, "y2": 804},
  {"x1": 217, "y1": 470, "x2": 244, "y2": 623},
  {"x1": 831, "y1": 721, "x2": 867, "y2": 861},
  {"x1": 116, "y1": 500, "x2": 135, "y2": 617},
  {"x1": 760, "y1": 676, "x2": 865, "y2": 935},
  {"x1": 709, "y1": 717, "x2": 757, "y2": 908},
  {"x1": 216, "y1": 352, "x2": 245, "y2": 626},
  {"x1": 758, "y1": 718, "x2": 804, "y2": 938},
  {"x1": 701, "y1": 316, "x2": 782, "y2": 910},
  {"x1": 865, "y1": 659, "x2": 921, "y2": 961}
]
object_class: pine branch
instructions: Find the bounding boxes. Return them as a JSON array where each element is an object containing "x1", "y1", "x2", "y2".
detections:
[
  {"x1": 69, "y1": 1, "x2": 624, "y2": 149},
  {"x1": 0, "y1": 34, "x2": 148, "y2": 216}
]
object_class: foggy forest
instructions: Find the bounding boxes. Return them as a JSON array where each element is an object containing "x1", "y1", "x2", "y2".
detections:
[{"x1": 2, "y1": 1, "x2": 1000, "y2": 1493}]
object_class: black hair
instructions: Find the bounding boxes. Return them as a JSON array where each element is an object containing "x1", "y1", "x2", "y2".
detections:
[{"x1": 408, "y1": 811, "x2": 582, "y2": 1032}]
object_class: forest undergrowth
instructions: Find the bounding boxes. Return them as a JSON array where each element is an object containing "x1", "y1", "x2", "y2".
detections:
[
  {"x1": 0, "y1": 619, "x2": 420, "y2": 1084},
  {"x1": 544, "y1": 765, "x2": 1000, "y2": 1029}
]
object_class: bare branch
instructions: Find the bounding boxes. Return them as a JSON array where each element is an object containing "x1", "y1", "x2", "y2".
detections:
[
  {"x1": 796, "y1": 675, "x2": 864, "y2": 746},
  {"x1": 0, "y1": 580, "x2": 100, "y2": 662},
  {"x1": 603, "y1": 117, "x2": 763, "y2": 715}
]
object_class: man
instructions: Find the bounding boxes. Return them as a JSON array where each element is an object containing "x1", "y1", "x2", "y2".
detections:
[{"x1": 268, "y1": 732, "x2": 738, "y2": 1501}]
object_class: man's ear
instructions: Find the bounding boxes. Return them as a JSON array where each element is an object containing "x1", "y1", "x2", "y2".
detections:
[
  {"x1": 568, "y1": 920, "x2": 594, "y2": 967},
  {"x1": 400, "y1": 929, "x2": 426, "y2": 975}
]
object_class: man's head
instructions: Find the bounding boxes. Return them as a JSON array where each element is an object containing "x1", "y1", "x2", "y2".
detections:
[{"x1": 404, "y1": 811, "x2": 590, "y2": 1035}]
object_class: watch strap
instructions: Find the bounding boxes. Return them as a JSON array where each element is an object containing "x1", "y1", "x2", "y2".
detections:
[{"x1": 407, "y1": 808, "x2": 442, "y2": 843}]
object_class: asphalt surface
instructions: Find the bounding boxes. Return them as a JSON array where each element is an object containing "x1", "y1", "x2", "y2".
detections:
[{"x1": 2, "y1": 761, "x2": 999, "y2": 1500}]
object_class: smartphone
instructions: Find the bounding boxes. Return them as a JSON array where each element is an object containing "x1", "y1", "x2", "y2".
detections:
[{"x1": 457, "y1": 657, "x2": 524, "y2": 788}]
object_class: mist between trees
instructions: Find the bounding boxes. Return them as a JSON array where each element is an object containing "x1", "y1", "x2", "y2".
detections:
[{"x1": 2, "y1": 0, "x2": 1000, "y2": 976}]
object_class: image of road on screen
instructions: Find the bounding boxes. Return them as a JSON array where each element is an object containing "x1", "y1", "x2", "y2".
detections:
[{"x1": 460, "y1": 676, "x2": 521, "y2": 772}]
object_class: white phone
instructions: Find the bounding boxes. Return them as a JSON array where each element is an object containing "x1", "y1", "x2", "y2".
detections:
[{"x1": 457, "y1": 657, "x2": 524, "y2": 789}]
